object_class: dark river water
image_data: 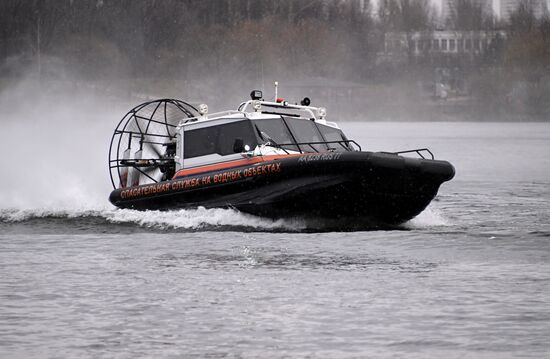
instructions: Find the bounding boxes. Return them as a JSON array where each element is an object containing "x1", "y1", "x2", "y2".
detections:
[{"x1": 1, "y1": 122, "x2": 549, "y2": 358}]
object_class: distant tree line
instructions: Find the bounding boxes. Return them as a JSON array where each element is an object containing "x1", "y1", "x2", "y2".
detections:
[
  {"x1": 0, "y1": 0, "x2": 549, "y2": 118},
  {"x1": 0, "y1": 0, "x2": 373, "y2": 81},
  {"x1": 1, "y1": 1, "x2": 548, "y2": 76}
]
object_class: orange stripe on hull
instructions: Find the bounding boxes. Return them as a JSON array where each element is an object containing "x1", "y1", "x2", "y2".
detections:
[{"x1": 172, "y1": 154, "x2": 303, "y2": 179}]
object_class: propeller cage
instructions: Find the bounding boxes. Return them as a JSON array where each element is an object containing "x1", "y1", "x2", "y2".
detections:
[{"x1": 108, "y1": 99, "x2": 198, "y2": 189}]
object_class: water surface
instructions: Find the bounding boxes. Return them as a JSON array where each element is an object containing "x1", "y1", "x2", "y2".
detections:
[{"x1": 1, "y1": 122, "x2": 549, "y2": 358}]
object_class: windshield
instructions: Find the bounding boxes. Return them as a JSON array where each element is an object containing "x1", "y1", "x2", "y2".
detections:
[
  {"x1": 253, "y1": 118, "x2": 299, "y2": 152},
  {"x1": 252, "y1": 117, "x2": 354, "y2": 153},
  {"x1": 317, "y1": 123, "x2": 351, "y2": 151},
  {"x1": 284, "y1": 118, "x2": 328, "y2": 152}
]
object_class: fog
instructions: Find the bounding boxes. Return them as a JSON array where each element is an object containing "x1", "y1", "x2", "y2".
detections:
[
  {"x1": 0, "y1": 76, "x2": 119, "y2": 209},
  {"x1": 2, "y1": 0, "x2": 549, "y2": 120}
]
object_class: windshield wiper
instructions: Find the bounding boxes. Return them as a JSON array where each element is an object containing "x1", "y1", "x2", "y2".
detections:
[
  {"x1": 254, "y1": 125, "x2": 289, "y2": 154},
  {"x1": 254, "y1": 124, "x2": 265, "y2": 140}
]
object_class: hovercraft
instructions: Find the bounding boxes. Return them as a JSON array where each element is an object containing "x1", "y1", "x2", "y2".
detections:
[{"x1": 108, "y1": 89, "x2": 455, "y2": 225}]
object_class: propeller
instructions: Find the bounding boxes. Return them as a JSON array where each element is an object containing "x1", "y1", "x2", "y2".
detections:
[
  {"x1": 135, "y1": 136, "x2": 167, "y2": 184},
  {"x1": 110, "y1": 99, "x2": 196, "y2": 190}
]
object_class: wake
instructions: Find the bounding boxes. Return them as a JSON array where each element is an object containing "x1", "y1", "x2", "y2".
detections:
[
  {"x1": 0, "y1": 204, "x2": 449, "y2": 233},
  {"x1": 0, "y1": 206, "x2": 306, "y2": 232}
]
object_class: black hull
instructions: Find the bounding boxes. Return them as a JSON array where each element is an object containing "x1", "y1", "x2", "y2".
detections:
[{"x1": 109, "y1": 152, "x2": 455, "y2": 224}]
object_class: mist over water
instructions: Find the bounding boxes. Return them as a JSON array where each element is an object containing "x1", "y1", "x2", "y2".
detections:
[{"x1": 1, "y1": 85, "x2": 112, "y2": 209}]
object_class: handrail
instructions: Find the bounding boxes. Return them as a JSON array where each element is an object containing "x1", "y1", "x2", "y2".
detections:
[
  {"x1": 239, "y1": 100, "x2": 319, "y2": 120},
  {"x1": 116, "y1": 158, "x2": 175, "y2": 166},
  {"x1": 114, "y1": 130, "x2": 175, "y2": 139},
  {"x1": 263, "y1": 140, "x2": 361, "y2": 153},
  {"x1": 385, "y1": 148, "x2": 434, "y2": 160},
  {"x1": 178, "y1": 110, "x2": 245, "y2": 124}
]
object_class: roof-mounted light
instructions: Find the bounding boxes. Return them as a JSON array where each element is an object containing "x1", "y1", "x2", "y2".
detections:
[
  {"x1": 198, "y1": 103, "x2": 208, "y2": 115},
  {"x1": 250, "y1": 90, "x2": 263, "y2": 100},
  {"x1": 252, "y1": 100, "x2": 261, "y2": 111},
  {"x1": 318, "y1": 107, "x2": 326, "y2": 119},
  {"x1": 301, "y1": 97, "x2": 311, "y2": 106},
  {"x1": 276, "y1": 98, "x2": 288, "y2": 106}
]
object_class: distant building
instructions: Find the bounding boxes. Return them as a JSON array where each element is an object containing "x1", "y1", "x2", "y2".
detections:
[
  {"x1": 441, "y1": 0, "x2": 493, "y2": 22},
  {"x1": 378, "y1": 29, "x2": 508, "y2": 99},
  {"x1": 499, "y1": 0, "x2": 548, "y2": 20},
  {"x1": 379, "y1": 30, "x2": 507, "y2": 64}
]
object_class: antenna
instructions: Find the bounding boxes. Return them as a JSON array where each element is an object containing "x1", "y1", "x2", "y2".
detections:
[{"x1": 274, "y1": 81, "x2": 278, "y2": 101}]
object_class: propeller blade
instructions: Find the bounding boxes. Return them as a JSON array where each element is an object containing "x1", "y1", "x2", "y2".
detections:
[
  {"x1": 142, "y1": 139, "x2": 164, "y2": 158},
  {"x1": 142, "y1": 166, "x2": 158, "y2": 175},
  {"x1": 139, "y1": 167, "x2": 163, "y2": 184},
  {"x1": 119, "y1": 148, "x2": 131, "y2": 188}
]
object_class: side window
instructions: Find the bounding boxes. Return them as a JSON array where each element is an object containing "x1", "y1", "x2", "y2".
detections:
[
  {"x1": 317, "y1": 124, "x2": 350, "y2": 151},
  {"x1": 184, "y1": 120, "x2": 257, "y2": 159},
  {"x1": 216, "y1": 121, "x2": 258, "y2": 155},
  {"x1": 285, "y1": 118, "x2": 328, "y2": 152},
  {"x1": 184, "y1": 126, "x2": 217, "y2": 158},
  {"x1": 254, "y1": 118, "x2": 299, "y2": 151}
]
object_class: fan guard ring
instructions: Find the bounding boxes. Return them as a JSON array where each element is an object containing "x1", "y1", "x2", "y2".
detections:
[{"x1": 108, "y1": 99, "x2": 198, "y2": 190}]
